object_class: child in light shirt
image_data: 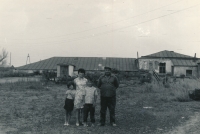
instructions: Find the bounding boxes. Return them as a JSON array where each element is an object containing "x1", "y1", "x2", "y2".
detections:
[{"x1": 83, "y1": 80, "x2": 98, "y2": 127}]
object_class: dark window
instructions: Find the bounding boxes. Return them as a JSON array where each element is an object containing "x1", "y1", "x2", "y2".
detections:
[
  {"x1": 186, "y1": 70, "x2": 192, "y2": 76},
  {"x1": 159, "y1": 63, "x2": 166, "y2": 74}
]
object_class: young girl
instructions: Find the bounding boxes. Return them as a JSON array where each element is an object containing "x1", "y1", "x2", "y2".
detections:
[{"x1": 64, "y1": 81, "x2": 76, "y2": 126}]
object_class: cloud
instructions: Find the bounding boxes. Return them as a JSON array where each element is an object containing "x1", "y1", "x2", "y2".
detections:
[{"x1": 135, "y1": 26, "x2": 150, "y2": 36}]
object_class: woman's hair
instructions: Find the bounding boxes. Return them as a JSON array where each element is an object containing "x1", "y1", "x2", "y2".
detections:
[
  {"x1": 78, "y1": 68, "x2": 85, "y2": 74},
  {"x1": 67, "y1": 81, "x2": 75, "y2": 88}
]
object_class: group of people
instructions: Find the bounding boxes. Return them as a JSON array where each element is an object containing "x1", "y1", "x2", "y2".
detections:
[{"x1": 63, "y1": 66, "x2": 119, "y2": 127}]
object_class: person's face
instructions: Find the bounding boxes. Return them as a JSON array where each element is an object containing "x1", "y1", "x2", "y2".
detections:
[
  {"x1": 87, "y1": 82, "x2": 92, "y2": 87},
  {"x1": 78, "y1": 72, "x2": 84, "y2": 78},
  {"x1": 69, "y1": 85, "x2": 74, "y2": 90},
  {"x1": 105, "y1": 69, "x2": 111, "y2": 75}
]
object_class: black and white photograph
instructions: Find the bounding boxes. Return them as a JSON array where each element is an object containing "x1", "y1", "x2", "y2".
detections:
[{"x1": 0, "y1": 0, "x2": 200, "y2": 134}]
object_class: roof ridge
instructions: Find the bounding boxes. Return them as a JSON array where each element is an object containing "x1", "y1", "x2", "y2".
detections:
[
  {"x1": 16, "y1": 57, "x2": 137, "y2": 71},
  {"x1": 142, "y1": 50, "x2": 194, "y2": 58}
]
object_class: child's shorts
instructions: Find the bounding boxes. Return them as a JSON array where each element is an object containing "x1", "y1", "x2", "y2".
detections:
[{"x1": 64, "y1": 98, "x2": 74, "y2": 111}]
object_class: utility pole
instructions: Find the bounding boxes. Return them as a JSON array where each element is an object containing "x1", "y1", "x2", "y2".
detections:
[
  {"x1": 26, "y1": 54, "x2": 31, "y2": 65},
  {"x1": 137, "y1": 51, "x2": 139, "y2": 59},
  {"x1": 10, "y1": 52, "x2": 11, "y2": 65}
]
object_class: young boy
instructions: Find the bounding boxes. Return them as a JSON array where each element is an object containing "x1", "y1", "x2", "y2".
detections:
[
  {"x1": 83, "y1": 81, "x2": 98, "y2": 127},
  {"x1": 64, "y1": 81, "x2": 76, "y2": 126}
]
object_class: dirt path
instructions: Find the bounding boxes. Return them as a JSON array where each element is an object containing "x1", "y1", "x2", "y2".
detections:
[
  {"x1": 0, "y1": 123, "x2": 18, "y2": 134},
  {"x1": 0, "y1": 123, "x2": 8, "y2": 134},
  {"x1": 165, "y1": 112, "x2": 200, "y2": 134},
  {"x1": 0, "y1": 126, "x2": 6, "y2": 134}
]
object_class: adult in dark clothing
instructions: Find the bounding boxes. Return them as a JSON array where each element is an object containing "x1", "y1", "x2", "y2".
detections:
[{"x1": 97, "y1": 66, "x2": 119, "y2": 126}]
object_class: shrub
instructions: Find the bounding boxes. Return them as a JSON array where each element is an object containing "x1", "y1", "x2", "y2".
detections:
[
  {"x1": 41, "y1": 70, "x2": 56, "y2": 81},
  {"x1": 180, "y1": 74, "x2": 185, "y2": 80},
  {"x1": 85, "y1": 71, "x2": 103, "y2": 86},
  {"x1": 111, "y1": 68, "x2": 119, "y2": 74},
  {"x1": 139, "y1": 79, "x2": 199, "y2": 102},
  {"x1": 55, "y1": 75, "x2": 76, "y2": 84},
  {"x1": 116, "y1": 71, "x2": 138, "y2": 81},
  {"x1": 33, "y1": 70, "x2": 41, "y2": 75}
]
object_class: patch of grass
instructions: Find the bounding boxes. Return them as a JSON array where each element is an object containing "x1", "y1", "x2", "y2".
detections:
[
  {"x1": 0, "y1": 79, "x2": 200, "y2": 134},
  {"x1": 2, "y1": 80, "x2": 46, "y2": 91},
  {"x1": 137, "y1": 79, "x2": 200, "y2": 102}
]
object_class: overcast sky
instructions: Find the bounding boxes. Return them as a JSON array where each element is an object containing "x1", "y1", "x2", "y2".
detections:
[{"x1": 0, "y1": 0, "x2": 200, "y2": 67}]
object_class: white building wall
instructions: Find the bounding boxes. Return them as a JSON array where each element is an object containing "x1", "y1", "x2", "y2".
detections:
[
  {"x1": 174, "y1": 66, "x2": 198, "y2": 77},
  {"x1": 68, "y1": 65, "x2": 74, "y2": 77},
  {"x1": 139, "y1": 58, "x2": 172, "y2": 73},
  {"x1": 14, "y1": 70, "x2": 34, "y2": 73},
  {"x1": 57, "y1": 66, "x2": 61, "y2": 77}
]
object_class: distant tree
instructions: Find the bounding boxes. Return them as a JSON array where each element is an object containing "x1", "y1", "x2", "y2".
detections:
[{"x1": 0, "y1": 48, "x2": 8, "y2": 65}]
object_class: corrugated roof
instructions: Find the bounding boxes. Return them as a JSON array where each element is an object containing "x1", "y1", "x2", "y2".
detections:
[
  {"x1": 17, "y1": 57, "x2": 137, "y2": 71},
  {"x1": 171, "y1": 59, "x2": 198, "y2": 66},
  {"x1": 142, "y1": 50, "x2": 194, "y2": 58}
]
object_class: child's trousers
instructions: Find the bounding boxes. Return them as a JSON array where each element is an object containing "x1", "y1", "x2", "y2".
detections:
[{"x1": 83, "y1": 104, "x2": 95, "y2": 123}]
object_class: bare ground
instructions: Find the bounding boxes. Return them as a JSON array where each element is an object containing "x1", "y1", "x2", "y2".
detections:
[{"x1": 165, "y1": 112, "x2": 200, "y2": 134}]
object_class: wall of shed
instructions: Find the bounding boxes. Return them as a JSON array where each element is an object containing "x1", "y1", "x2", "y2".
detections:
[
  {"x1": 57, "y1": 66, "x2": 61, "y2": 77},
  {"x1": 14, "y1": 70, "x2": 34, "y2": 73},
  {"x1": 173, "y1": 66, "x2": 198, "y2": 77},
  {"x1": 138, "y1": 58, "x2": 172, "y2": 73},
  {"x1": 57, "y1": 65, "x2": 75, "y2": 77},
  {"x1": 68, "y1": 65, "x2": 74, "y2": 77}
]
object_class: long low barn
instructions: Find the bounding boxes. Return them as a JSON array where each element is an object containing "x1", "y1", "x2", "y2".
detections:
[{"x1": 16, "y1": 57, "x2": 138, "y2": 73}]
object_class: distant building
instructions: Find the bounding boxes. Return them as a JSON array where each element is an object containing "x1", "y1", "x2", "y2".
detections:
[
  {"x1": 16, "y1": 51, "x2": 200, "y2": 78},
  {"x1": 0, "y1": 65, "x2": 15, "y2": 72},
  {"x1": 16, "y1": 57, "x2": 138, "y2": 76},
  {"x1": 138, "y1": 50, "x2": 200, "y2": 77}
]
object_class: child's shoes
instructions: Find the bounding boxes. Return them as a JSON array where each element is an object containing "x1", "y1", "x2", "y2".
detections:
[
  {"x1": 111, "y1": 123, "x2": 117, "y2": 127},
  {"x1": 83, "y1": 122, "x2": 88, "y2": 127},
  {"x1": 64, "y1": 123, "x2": 69, "y2": 126}
]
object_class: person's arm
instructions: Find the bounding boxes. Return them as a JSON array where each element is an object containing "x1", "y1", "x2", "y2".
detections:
[
  {"x1": 97, "y1": 76, "x2": 103, "y2": 88},
  {"x1": 82, "y1": 95, "x2": 85, "y2": 105},
  {"x1": 114, "y1": 76, "x2": 119, "y2": 88},
  {"x1": 93, "y1": 96, "x2": 97, "y2": 107},
  {"x1": 73, "y1": 79, "x2": 76, "y2": 89},
  {"x1": 93, "y1": 89, "x2": 98, "y2": 107},
  {"x1": 65, "y1": 90, "x2": 69, "y2": 98},
  {"x1": 82, "y1": 89, "x2": 86, "y2": 104}
]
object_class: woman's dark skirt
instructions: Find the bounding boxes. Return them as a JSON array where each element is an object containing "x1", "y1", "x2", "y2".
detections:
[{"x1": 64, "y1": 98, "x2": 74, "y2": 112}]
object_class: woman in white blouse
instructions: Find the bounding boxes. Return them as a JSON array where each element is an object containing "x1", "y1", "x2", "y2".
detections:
[{"x1": 74, "y1": 68, "x2": 88, "y2": 126}]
